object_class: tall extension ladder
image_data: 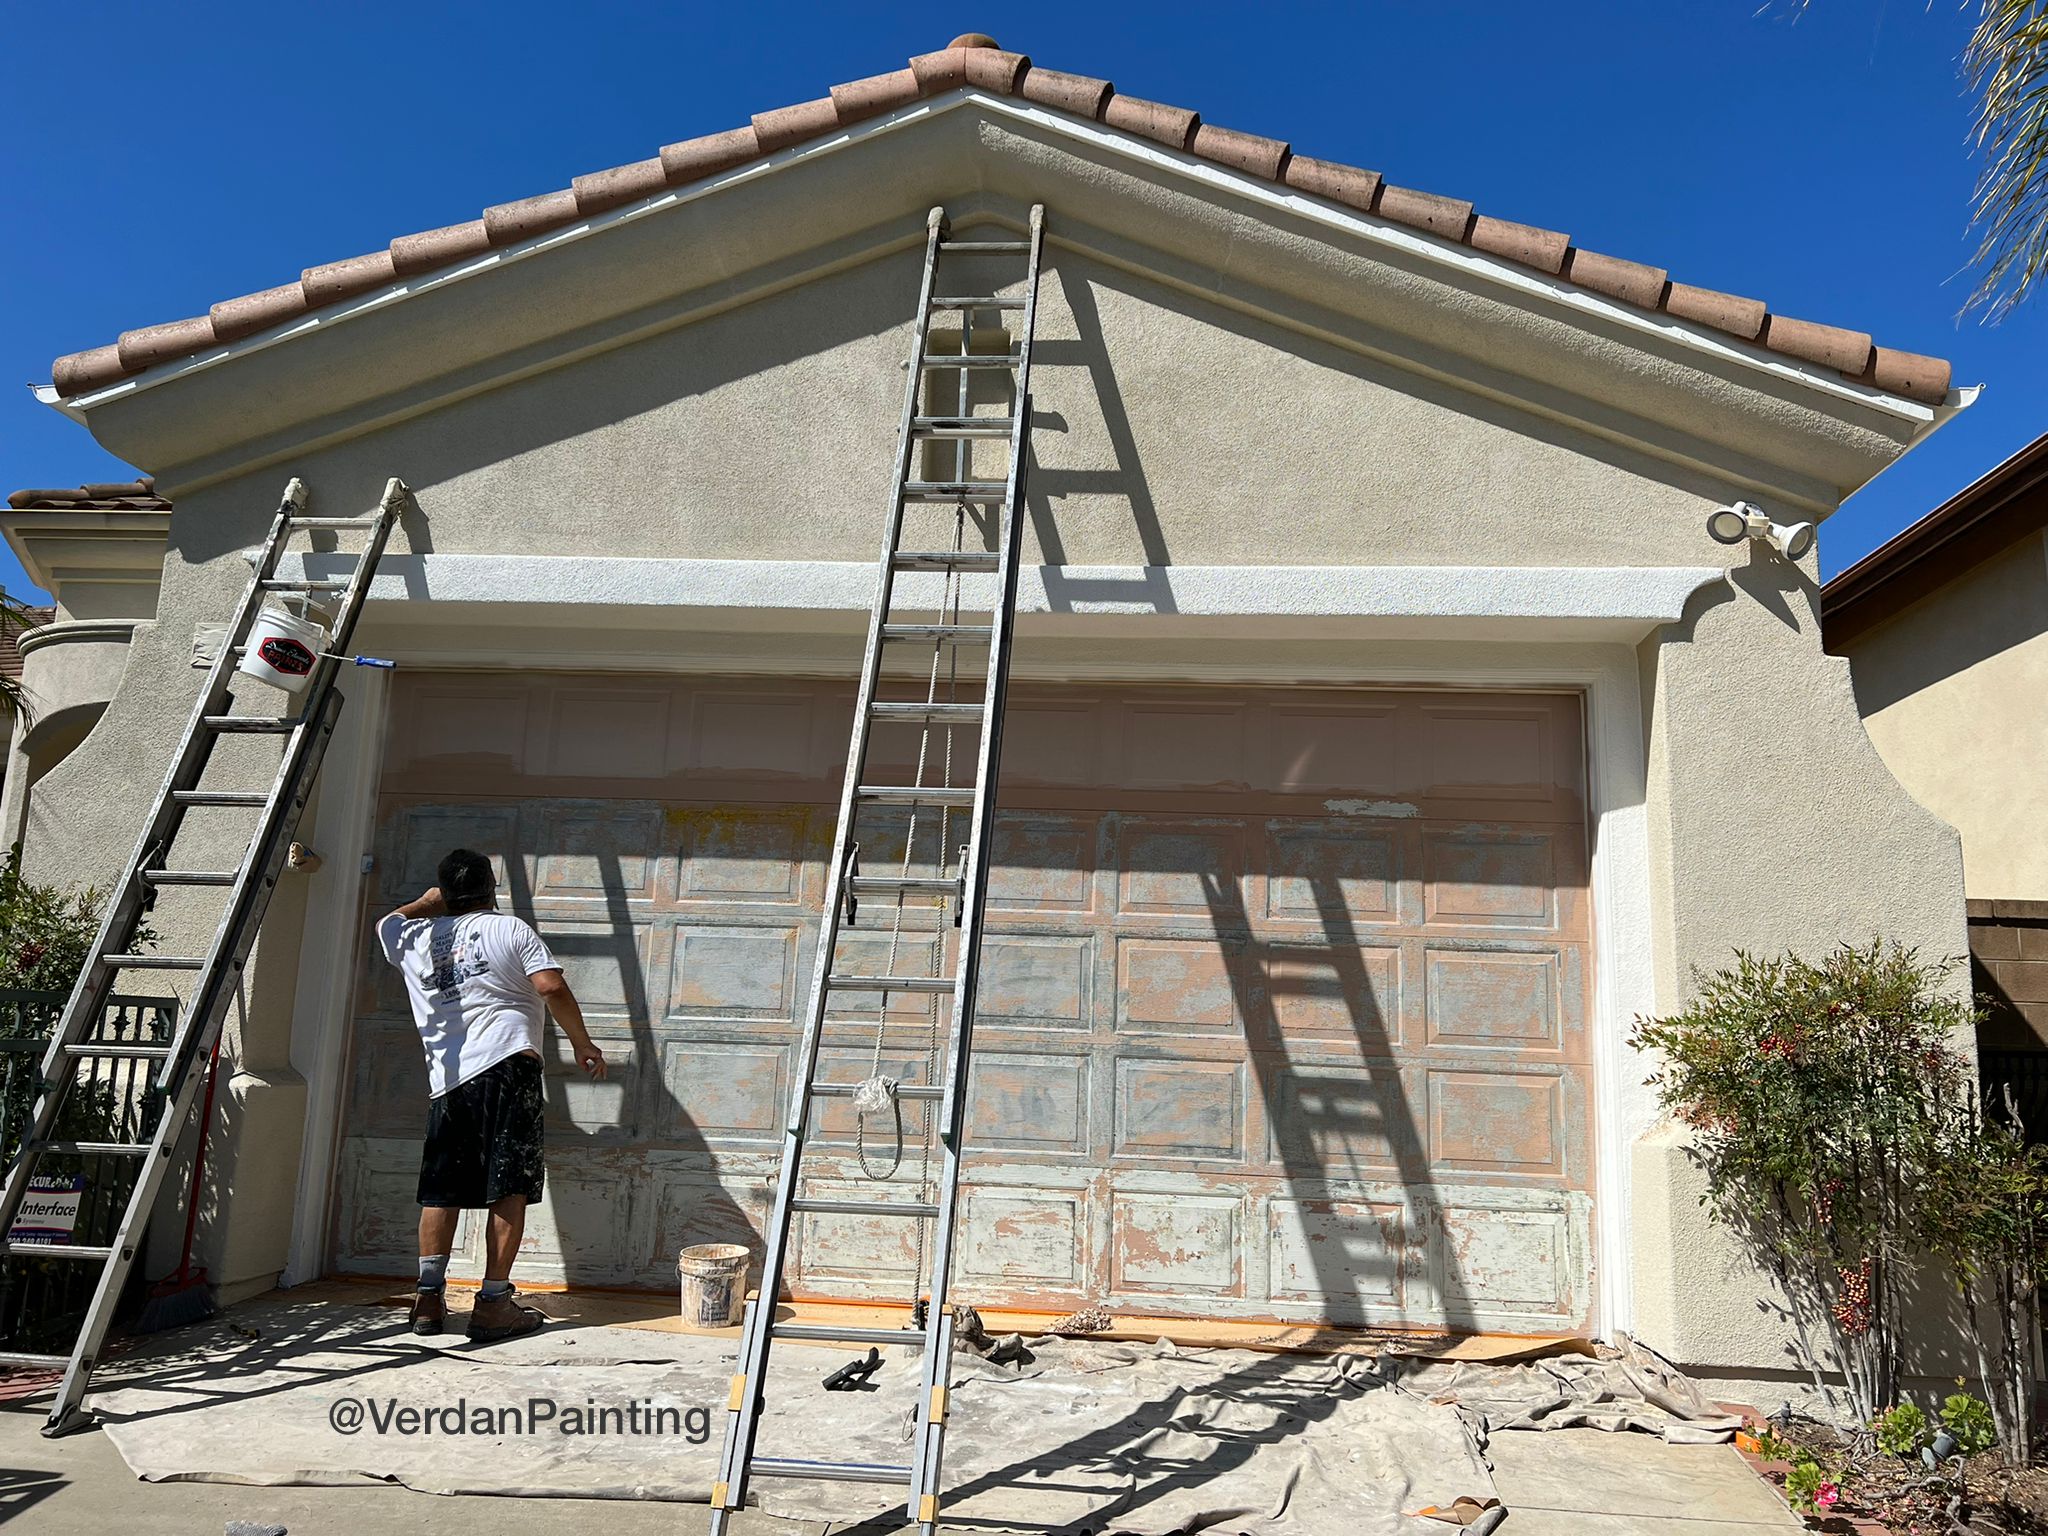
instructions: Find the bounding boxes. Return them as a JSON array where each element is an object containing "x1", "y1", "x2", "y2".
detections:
[
  {"x1": 0, "y1": 476, "x2": 405, "y2": 1435},
  {"x1": 709, "y1": 204, "x2": 1046, "y2": 1533}
]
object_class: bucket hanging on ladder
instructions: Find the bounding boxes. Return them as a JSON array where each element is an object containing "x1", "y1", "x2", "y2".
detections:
[{"x1": 237, "y1": 603, "x2": 328, "y2": 692}]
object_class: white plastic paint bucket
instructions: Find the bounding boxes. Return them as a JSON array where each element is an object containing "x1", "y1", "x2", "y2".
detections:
[
  {"x1": 677, "y1": 1243, "x2": 750, "y2": 1331},
  {"x1": 237, "y1": 606, "x2": 327, "y2": 692}
]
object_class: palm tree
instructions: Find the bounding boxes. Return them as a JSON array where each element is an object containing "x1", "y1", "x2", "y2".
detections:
[
  {"x1": 0, "y1": 595, "x2": 42, "y2": 726},
  {"x1": 1965, "y1": 0, "x2": 2048, "y2": 317}
]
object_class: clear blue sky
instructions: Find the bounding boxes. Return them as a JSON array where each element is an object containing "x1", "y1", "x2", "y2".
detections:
[{"x1": 3, "y1": 1, "x2": 2038, "y2": 597}]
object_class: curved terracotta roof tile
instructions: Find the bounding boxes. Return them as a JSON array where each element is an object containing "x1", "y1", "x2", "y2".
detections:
[
  {"x1": 43, "y1": 35, "x2": 1955, "y2": 406},
  {"x1": 7, "y1": 477, "x2": 170, "y2": 512}
]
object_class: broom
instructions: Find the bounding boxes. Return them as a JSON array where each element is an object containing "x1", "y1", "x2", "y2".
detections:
[{"x1": 134, "y1": 1031, "x2": 223, "y2": 1332}]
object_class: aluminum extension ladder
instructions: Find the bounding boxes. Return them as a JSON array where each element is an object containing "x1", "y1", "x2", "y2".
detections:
[
  {"x1": 709, "y1": 204, "x2": 1046, "y2": 1533},
  {"x1": 0, "y1": 476, "x2": 405, "y2": 1435}
]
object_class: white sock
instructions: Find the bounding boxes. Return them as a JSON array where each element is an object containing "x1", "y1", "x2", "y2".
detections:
[{"x1": 418, "y1": 1254, "x2": 449, "y2": 1291}]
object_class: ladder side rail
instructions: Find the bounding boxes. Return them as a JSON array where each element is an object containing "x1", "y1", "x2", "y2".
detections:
[
  {"x1": 0, "y1": 481, "x2": 305, "y2": 1232},
  {"x1": 907, "y1": 204, "x2": 1047, "y2": 1524},
  {"x1": 715, "y1": 207, "x2": 951, "y2": 1516},
  {"x1": 39, "y1": 686, "x2": 346, "y2": 1435},
  {"x1": 151, "y1": 478, "x2": 404, "y2": 1090}
]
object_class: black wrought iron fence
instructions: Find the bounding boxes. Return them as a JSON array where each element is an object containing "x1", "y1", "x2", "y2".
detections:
[
  {"x1": 0, "y1": 988, "x2": 178, "y2": 1353},
  {"x1": 1982, "y1": 1050, "x2": 2048, "y2": 1145}
]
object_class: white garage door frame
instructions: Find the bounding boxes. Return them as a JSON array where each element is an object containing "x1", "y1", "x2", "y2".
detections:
[{"x1": 280, "y1": 622, "x2": 1659, "y2": 1340}]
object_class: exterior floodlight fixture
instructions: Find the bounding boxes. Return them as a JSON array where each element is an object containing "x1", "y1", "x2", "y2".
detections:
[{"x1": 1707, "y1": 502, "x2": 1815, "y2": 562}]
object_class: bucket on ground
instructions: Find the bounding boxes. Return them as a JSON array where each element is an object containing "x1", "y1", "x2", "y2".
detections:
[
  {"x1": 237, "y1": 604, "x2": 328, "y2": 692},
  {"x1": 677, "y1": 1243, "x2": 750, "y2": 1330}
]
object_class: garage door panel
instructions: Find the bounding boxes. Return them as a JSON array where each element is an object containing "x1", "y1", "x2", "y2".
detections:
[
  {"x1": 987, "y1": 815, "x2": 1101, "y2": 914},
  {"x1": 1261, "y1": 1060, "x2": 1419, "y2": 1179},
  {"x1": 675, "y1": 807, "x2": 814, "y2": 906},
  {"x1": 1114, "y1": 817, "x2": 1248, "y2": 921},
  {"x1": 1112, "y1": 1057, "x2": 1247, "y2": 1162},
  {"x1": 336, "y1": 676, "x2": 1594, "y2": 1331},
  {"x1": 1259, "y1": 941, "x2": 1401, "y2": 1049},
  {"x1": 1261, "y1": 821, "x2": 1402, "y2": 926},
  {"x1": 964, "y1": 1050, "x2": 1090, "y2": 1155},
  {"x1": 667, "y1": 923, "x2": 802, "y2": 1019}
]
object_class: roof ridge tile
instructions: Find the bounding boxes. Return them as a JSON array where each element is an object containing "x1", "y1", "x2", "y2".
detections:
[{"x1": 40, "y1": 36, "x2": 1954, "y2": 407}]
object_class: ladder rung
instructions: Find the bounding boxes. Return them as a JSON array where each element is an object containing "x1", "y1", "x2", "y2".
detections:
[
  {"x1": 920, "y1": 354, "x2": 1023, "y2": 369},
  {"x1": 172, "y1": 790, "x2": 268, "y2": 806},
  {"x1": 288, "y1": 516, "x2": 379, "y2": 529},
  {"x1": 868, "y1": 702, "x2": 984, "y2": 724},
  {"x1": 257, "y1": 579, "x2": 349, "y2": 593},
  {"x1": 858, "y1": 786, "x2": 974, "y2": 807},
  {"x1": 892, "y1": 551, "x2": 998, "y2": 572},
  {"x1": 7, "y1": 1242, "x2": 113, "y2": 1260},
  {"x1": 63, "y1": 1042, "x2": 172, "y2": 1059},
  {"x1": 139, "y1": 870, "x2": 237, "y2": 887},
  {"x1": 791, "y1": 1198, "x2": 940, "y2": 1219},
  {"x1": 825, "y1": 973, "x2": 953, "y2": 995},
  {"x1": 809, "y1": 1081, "x2": 945, "y2": 1100},
  {"x1": 37, "y1": 1141, "x2": 149, "y2": 1157},
  {"x1": 880, "y1": 623, "x2": 992, "y2": 643},
  {"x1": 0, "y1": 1351, "x2": 68, "y2": 1370},
  {"x1": 902, "y1": 481, "x2": 1007, "y2": 502},
  {"x1": 846, "y1": 874, "x2": 960, "y2": 895},
  {"x1": 747, "y1": 1455, "x2": 915, "y2": 1484},
  {"x1": 769, "y1": 1323, "x2": 928, "y2": 1348},
  {"x1": 910, "y1": 417, "x2": 1014, "y2": 438},
  {"x1": 930, "y1": 296, "x2": 1027, "y2": 310},
  {"x1": 939, "y1": 239, "x2": 1030, "y2": 252},
  {"x1": 102, "y1": 954, "x2": 204, "y2": 970},
  {"x1": 203, "y1": 716, "x2": 299, "y2": 734}
]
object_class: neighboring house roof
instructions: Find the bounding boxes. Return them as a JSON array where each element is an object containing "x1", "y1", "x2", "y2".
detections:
[
  {"x1": 0, "y1": 607, "x2": 56, "y2": 683},
  {"x1": 47, "y1": 33, "x2": 1951, "y2": 406},
  {"x1": 1822, "y1": 432, "x2": 2048, "y2": 648},
  {"x1": 6, "y1": 477, "x2": 172, "y2": 512}
]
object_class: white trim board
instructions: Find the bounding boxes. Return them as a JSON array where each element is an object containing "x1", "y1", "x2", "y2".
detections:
[
  {"x1": 279, "y1": 636, "x2": 1656, "y2": 1339},
  {"x1": 272, "y1": 552, "x2": 1721, "y2": 628}
]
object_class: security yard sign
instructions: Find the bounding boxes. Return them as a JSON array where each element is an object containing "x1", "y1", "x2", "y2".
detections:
[{"x1": 8, "y1": 1173, "x2": 84, "y2": 1245}]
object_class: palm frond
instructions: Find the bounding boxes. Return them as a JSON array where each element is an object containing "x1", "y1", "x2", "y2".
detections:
[
  {"x1": 0, "y1": 594, "x2": 43, "y2": 727},
  {"x1": 1965, "y1": 0, "x2": 2048, "y2": 318}
]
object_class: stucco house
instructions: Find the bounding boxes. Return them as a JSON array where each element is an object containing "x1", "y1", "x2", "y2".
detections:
[
  {"x1": 1824, "y1": 433, "x2": 2048, "y2": 1125},
  {"x1": 9, "y1": 35, "x2": 1969, "y2": 1402}
]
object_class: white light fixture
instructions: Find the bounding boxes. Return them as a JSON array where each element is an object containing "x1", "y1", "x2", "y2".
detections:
[{"x1": 1707, "y1": 502, "x2": 1815, "y2": 562}]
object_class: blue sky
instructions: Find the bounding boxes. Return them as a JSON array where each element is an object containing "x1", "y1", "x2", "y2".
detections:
[{"x1": 3, "y1": 1, "x2": 2038, "y2": 597}]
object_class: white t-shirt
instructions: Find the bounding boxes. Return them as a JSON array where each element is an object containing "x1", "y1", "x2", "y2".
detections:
[{"x1": 376, "y1": 910, "x2": 560, "y2": 1098}]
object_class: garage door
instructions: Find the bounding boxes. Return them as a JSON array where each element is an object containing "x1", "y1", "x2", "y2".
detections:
[{"x1": 333, "y1": 672, "x2": 1594, "y2": 1333}]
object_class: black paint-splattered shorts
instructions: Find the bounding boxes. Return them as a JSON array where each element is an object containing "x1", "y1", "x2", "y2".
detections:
[{"x1": 417, "y1": 1051, "x2": 547, "y2": 1208}]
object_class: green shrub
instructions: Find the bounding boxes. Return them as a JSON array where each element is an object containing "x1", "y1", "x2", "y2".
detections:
[
  {"x1": 1941, "y1": 1392, "x2": 1997, "y2": 1457},
  {"x1": 0, "y1": 849, "x2": 120, "y2": 994},
  {"x1": 1874, "y1": 1401, "x2": 1928, "y2": 1458}
]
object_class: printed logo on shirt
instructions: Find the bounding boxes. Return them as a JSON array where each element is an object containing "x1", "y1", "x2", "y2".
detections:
[{"x1": 427, "y1": 923, "x2": 494, "y2": 1000}]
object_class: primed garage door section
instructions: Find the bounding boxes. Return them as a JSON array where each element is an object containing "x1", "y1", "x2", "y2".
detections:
[{"x1": 333, "y1": 675, "x2": 1593, "y2": 1333}]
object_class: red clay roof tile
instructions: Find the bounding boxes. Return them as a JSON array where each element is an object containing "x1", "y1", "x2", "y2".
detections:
[
  {"x1": 1468, "y1": 215, "x2": 1570, "y2": 275},
  {"x1": 1103, "y1": 93, "x2": 1200, "y2": 150},
  {"x1": 1018, "y1": 65, "x2": 1114, "y2": 119},
  {"x1": 574, "y1": 157, "x2": 669, "y2": 215},
  {"x1": 1761, "y1": 314, "x2": 1873, "y2": 375},
  {"x1": 1282, "y1": 155, "x2": 1381, "y2": 213},
  {"x1": 830, "y1": 68, "x2": 924, "y2": 125},
  {"x1": 1376, "y1": 184, "x2": 1475, "y2": 241},
  {"x1": 7, "y1": 477, "x2": 169, "y2": 512},
  {"x1": 1191, "y1": 123, "x2": 1289, "y2": 181},
  {"x1": 1562, "y1": 248, "x2": 1667, "y2": 310},
  {"x1": 42, "y1": 35, "x2": 1954, "y2": 407},
  {"x1": 1663, "y1": 281, "x2": 1767, "y2": 340}
]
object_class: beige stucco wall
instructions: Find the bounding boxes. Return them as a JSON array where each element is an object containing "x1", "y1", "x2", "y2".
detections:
[
  {"x1": 22, "y1": 106, "x2": 1965, "y2": 1355},
  {"x1": 1629, "y1": 550, "x2": 1969, "y2": 1397},
  {"x1": 1838, "y1": 531, "x2": 2048, "y2": 901}
]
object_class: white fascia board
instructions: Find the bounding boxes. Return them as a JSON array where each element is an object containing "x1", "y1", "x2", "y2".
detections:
[
  {"x1": 272, "y1": 552, "x2": 1720, "y2": 625},
  {"x1": 41, "y1": 89, "x2": 1943, "y2": 432}
]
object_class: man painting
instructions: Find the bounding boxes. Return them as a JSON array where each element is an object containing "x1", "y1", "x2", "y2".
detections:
[{"x1": 376, "y1": 848, "x2": 607, "y2": 1341}]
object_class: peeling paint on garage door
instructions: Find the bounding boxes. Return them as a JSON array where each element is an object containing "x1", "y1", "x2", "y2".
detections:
[{"x1": 331, "y1": 673, "x2": 1594, "y2": 1333}]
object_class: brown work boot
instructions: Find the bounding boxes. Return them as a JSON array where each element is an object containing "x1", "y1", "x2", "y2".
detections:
[
  {"x1": 466, "y1": 1286, "x2": 546, "y2": 1343},
  {"x1": 409, "y1": 1288, "x2": 446, "y2": 1336}
]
